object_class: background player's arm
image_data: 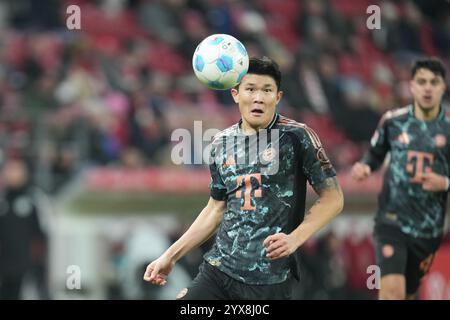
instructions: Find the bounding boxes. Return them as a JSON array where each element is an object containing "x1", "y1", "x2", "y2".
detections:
[
  {"x1": 421, "y1": 172, "x2": 449, "y2": 192},
  {"x1": 352, "y1": 113, "x2": 391, "y2": 181},
  {"x1": 143, "y1": 197, "x2": 226, "y2": 285},
  {"x1": 264, "y1": 177, "x2": 343, "y2": 260}
]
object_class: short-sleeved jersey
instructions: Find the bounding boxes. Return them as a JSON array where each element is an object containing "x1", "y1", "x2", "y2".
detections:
[
  {"x1": 362, "y1": 105, "x2": 450, "y2": 239},
  {"x1": 205, "y1": 113, "x2": 336, "y2": 285}
]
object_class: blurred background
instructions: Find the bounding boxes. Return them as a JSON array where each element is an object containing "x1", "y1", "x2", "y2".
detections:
[{"x1": 0, "y1": 0, "x2": 449, "y2": 300}]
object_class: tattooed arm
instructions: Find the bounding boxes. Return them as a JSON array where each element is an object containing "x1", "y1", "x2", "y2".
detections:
[{"x1": 264, "y1": 177, "x2": 344, "y2": 260}]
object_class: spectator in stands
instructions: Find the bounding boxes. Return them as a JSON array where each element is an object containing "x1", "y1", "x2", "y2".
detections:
[{"x1": 0, "y1": 157, "x2": 48, "y2": 299}]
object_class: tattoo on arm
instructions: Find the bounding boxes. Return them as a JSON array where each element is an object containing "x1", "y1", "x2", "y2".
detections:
[
  {"x1": 305, "y1": 178, "x2": 341, "y2": 216},
  {"x1": 305, "y1": 198, "x2": 320, "y2": 216},
  {"x1": 312, "y1": 177, "x2": 341, "y2": 196}
]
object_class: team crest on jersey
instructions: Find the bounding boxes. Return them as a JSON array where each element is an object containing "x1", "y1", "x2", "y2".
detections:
[
  {"x1": 261, "y1": 147, "x2": 277, "y2": 162},
  {"x1": 434, "y1": 134, "x2": 446, "y2": 148},
  {"x1": 396, "y1": 132, "x2": 410, "y2": 145}
]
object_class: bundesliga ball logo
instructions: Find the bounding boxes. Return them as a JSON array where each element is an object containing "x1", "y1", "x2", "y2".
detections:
[{"x1": 192, "y1": 34, "x2": 249, "y2": 90}]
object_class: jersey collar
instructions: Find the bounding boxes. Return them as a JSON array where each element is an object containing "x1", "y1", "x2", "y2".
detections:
[
  {"x1": 238, "y1": 113, "x2": 279, "y2": 133},
  {"x1": 409, "y1": 104, "x2": 445, "y2": 121}
]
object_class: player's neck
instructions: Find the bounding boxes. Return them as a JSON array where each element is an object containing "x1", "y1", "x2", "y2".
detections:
[
  {"x1": 241, "y1": 114, "x2": 275, "y2": 135},
  {"x1": 413, "y1": 102, "x2": 440, "y2": 121},
  {"x1": 241, "y1": 121, "x2": 264, "y2": 135}
]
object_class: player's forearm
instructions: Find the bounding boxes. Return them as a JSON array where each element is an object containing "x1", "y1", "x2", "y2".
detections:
[
  {"x1": 290, "y1": 189, "x2": 343, "y2": 248},
  {"x1": 164, "y1": 203, "x2": 224, "y2": 262}
]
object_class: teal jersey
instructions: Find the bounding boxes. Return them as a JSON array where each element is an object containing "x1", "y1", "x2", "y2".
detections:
[
  {"x1": 205, "y1": 114, "x2": 336, "y2": 285},
  {"x1": 362, "y1": 105, "x2": 450, "y2": 238}
]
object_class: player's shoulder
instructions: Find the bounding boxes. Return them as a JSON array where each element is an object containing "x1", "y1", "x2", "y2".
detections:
[
  {"x1": 276, "y1": 115, "x2": 307, "y2": 131},
  {"x1": 379, "y1": 106, "x2": 410, "y2": 126},
  {"x1": 276, "y1": 115, "x2": 319, "y2": 138}
]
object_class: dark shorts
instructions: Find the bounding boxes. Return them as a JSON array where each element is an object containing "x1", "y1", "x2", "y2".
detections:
[
  {"x1": 374, "y1": 223, "x2": 442, "y2": 295},
  {"x1": 177, "y1": 261, "x2": 293, "y2": 300}
]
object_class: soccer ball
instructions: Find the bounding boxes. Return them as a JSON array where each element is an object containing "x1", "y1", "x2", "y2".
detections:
[{"x1": 192, "y1": 34, "x2": 249, "y2": 90}]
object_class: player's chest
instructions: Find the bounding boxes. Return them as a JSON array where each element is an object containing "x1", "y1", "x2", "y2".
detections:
[
  {"x1": 389, "y1": 121, "x2": 449, "y2": 155},
  {"x1": 217, "y1": 135, "x2": 295, "y2": 188}
]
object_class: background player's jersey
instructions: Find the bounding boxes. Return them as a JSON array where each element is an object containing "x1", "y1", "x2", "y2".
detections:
[
  {"x1": 362, "y1": 105, "x2": 450, "y2": 239},
  {"x1": 205, "y1": 114, "x2": 336, "y2": 285}
]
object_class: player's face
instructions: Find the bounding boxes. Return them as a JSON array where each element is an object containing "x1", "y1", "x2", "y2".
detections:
[
  {"x1": 2, "y1": 160, "x2": 28, "y2": 188},
  {"x1": 231, "y1": 74, "x2": 283, "y2": 132},
  {"x1": 410, "y1": 69, "x2": 446, "y2": 111}
]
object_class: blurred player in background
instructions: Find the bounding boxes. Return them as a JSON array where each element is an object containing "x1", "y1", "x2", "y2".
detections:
[
  {"x1": 143, "y1": 57, "x2": 344, "y2": 299},
  {"x1": 351, "y1": 58, "x2": 448, "y2": 299}
]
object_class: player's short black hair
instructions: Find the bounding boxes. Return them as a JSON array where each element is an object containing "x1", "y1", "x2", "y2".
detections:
[
  {"x1": 411, "y1": 57, "x2": 447, "y2": 80},
  {"x1": 237, "y1": 57, "x2": 282, "y2": 91}
]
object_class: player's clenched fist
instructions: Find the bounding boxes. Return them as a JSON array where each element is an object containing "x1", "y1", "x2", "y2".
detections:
[
  {"x1": 351, "y1": 162, "x2": 371, "y2": 181},
  {"x1": 143, "y1": 256, "x2": 174, "y2": 286}
]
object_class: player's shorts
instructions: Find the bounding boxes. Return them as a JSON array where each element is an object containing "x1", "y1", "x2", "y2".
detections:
[
  {"x1": 374, "y1": 223, "x2": 442, "y2": 295},
  {"x1": 177, "y1": 260, "x2": 293, "y2": 300}
]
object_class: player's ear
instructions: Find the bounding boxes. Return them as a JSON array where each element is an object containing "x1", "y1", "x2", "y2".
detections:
[
  {"x1": 276, "y1": 90, "x2": 283, "y2": 104},
  {"x1": 231, "y1": 88, "x2": 239, "y2": 103}
]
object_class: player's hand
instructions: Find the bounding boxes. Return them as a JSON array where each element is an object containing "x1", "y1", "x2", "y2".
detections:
[
  {"x1": 351, "y1": 162, "x2": 371, "y2": 181},
  {"x1": 421, "y1": 172, "x2": 448, "y2": 192},
  {"x1": 263, "y1": 233, "x2": 297, "y2": 260},
  {"x1": 143, "y1": 255, "x2": 174, "y2": 286}
]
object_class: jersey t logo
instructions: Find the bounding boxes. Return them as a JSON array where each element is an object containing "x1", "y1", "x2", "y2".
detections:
[
  {"x1": 236, "y1": 173, "x2": 262, "y2": 210},
  {"x1": 262, "y1": 147, "x2": 276, "y2": 162},
  {"x1": 406, "y1": 151, "x2": 434, "y2": 183}
]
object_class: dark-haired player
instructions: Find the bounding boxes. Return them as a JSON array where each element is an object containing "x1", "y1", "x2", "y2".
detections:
[
  {"x1": 352, "y1": 58, "x2": 449, "y2": 299},
  {"x1": 144, "y1": 57, "x2": 344, "y2": 299}
]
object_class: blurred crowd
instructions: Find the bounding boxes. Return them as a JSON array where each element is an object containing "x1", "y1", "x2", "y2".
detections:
[{"x1": 0, "y1": 0, "x2": 448, "y2": 194}]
